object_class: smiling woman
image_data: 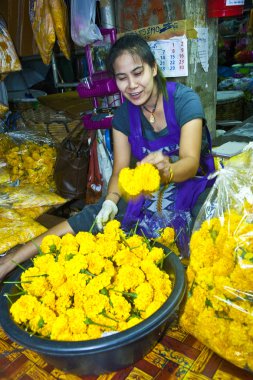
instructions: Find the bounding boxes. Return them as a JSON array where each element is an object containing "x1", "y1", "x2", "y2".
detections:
[
  {"x1": 100, "y1": 32, "x2": 216, "y2": 255},
  {"x1": 0, "y1": 33, "x2": 216, "y2": 283}
]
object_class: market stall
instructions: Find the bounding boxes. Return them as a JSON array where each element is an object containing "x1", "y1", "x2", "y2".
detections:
[{"x1": 0, "y1": 1, "x2": 252, "y2": 379}]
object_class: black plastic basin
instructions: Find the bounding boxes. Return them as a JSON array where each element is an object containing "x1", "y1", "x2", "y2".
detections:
[{"x1": 0, "y1": 250, "x2": 186, "y2": 376}]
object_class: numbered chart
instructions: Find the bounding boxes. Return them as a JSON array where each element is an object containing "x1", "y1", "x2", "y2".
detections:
[{"x1": 148, "y1": 37, "x2": 188, "y2": 77}]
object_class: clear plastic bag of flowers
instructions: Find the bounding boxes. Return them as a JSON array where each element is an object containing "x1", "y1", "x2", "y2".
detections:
[
  {"x1": 0, "y1": 206, "x2": 47, "y2": 255},
  {"x1": 0, "y1": 183, "x2": 66, "y2": 210},
  {"x1": 179, "y1": 144, "x2": 253, "y2": 373},
  {"x1": 5, "y1": 130, "x2": 56, "y2": 189}
]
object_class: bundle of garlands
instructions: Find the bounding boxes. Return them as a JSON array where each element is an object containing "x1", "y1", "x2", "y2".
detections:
[{"x1": 180, "y1": 208, "x2": 253, "y2": 372}]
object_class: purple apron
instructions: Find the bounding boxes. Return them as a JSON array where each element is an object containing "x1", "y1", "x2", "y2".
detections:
[{"x1": 121, "y1": 82, "x2": 215, "y2": 255}]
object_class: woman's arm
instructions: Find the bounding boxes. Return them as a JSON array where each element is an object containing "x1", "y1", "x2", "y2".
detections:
[
  {"x1": 0, "y1": 220, "x2": 74, "y2": 282},
  {"x1": 138, "y1": 118, "x2": 203, "y2": 183}
]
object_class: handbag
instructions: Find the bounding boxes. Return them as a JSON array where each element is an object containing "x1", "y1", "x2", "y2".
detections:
[{"x1": 53, "y1": 122, "x2": 95, "y2": 199}]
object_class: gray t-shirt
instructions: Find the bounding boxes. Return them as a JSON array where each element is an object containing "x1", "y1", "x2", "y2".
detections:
[{"x1": 112, "y1": 82, "x2": 209, "y2": 152}]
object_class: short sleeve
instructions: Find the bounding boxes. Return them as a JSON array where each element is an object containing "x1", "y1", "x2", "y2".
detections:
[
  {"x1": 175, "y1": 83, "x2": 205, "y2": 127},
  {"x1": 112, "y1": 101, "x2": 130, "y2": 136}
]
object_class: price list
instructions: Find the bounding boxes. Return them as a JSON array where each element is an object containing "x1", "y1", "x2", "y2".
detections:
[{"x1": 148, "y1": 37, "x2": 188, "y2": 77}]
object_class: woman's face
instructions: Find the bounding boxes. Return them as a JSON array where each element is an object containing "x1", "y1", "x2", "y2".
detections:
[{"x1": 113, "y1": 51, "x2": 157, "y2": 106}]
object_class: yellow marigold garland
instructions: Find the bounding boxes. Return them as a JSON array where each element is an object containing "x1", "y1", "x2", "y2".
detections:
[
  {"x1": 118, "y1": 163, "x2": 160, "y2": 199},
  {"x1": 9, "y1": 220, "x2": 175, "y2": 341},
  {"x1": 180, "y1": 208, "x2": 253, "y2": 372}
]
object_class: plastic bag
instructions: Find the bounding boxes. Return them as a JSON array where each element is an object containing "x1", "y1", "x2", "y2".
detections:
[
  {"x1": 97, "y1": 129, "x2": 112, "y2": 195},
  {"x1": 0, "y1": 207, "x2": 47, "y2": 255},
  {"x1": 0, "y1": 103, "x2": 8, "y2": 118},
  {"x1": 180, "y1": 144, "x2": 253, "y2": 373},
  {"x1": 86, "y1": 135, "x2": 103, "y2": 204},
  {"x1": 0, "y1": 134, "x2": 15, "y2": 159},
  {"x1": 0, "y1": 18, "x2": 21, "y2": 77},
  {"x1": 71, "y1": 0, "x2": 102, "y2": 47},
  {"x1": 0, "y1": 166, "x2": 11, "y2": 185},
  {"x1": 29, "y1": 0, "x2": 56, "y2": 65},
  {"x1": 0, "y1": 184, "x2": 66, "y2": 209},
  {"x1": 0, "y1": 81, "x2": 9, "y2": 117},
  {"x1": 4, "y1": 130, "x2": 56, "y2": 189},
  {"x1": 48, "y1": 0, "x2": 71, "y2": 60}
]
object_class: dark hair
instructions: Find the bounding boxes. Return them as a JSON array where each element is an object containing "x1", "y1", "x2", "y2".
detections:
[{"x1": 106, "y1": 33, "x2": 167, "y2": 98}]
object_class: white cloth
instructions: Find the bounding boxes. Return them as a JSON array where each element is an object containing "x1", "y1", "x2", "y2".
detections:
[{"x1": 96, "y1": 200, "x2": 118, "y2": 230}]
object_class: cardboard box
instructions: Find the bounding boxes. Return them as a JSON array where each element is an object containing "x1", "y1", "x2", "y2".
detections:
[{"x1": 0, "y1": 0, "x2": 39, "y2": 57}]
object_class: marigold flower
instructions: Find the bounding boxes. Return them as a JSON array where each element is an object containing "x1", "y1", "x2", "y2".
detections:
[
  {"x1": 118, "y1": 163, "x2": 160, "y2": 199},
  {"x1": 40, "y1": 234, "x2": 62, "y2": 254}
]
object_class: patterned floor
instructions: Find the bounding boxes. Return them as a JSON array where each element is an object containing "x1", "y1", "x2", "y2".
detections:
[{"x1": 0, "y1": 323, "x2": 251, "y2": 380}]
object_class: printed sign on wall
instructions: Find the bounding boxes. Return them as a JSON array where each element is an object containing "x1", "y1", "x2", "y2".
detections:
[
  {"x1": 226, "y1": 0, "x2": 244, "y2": 5},
  {"x1": 148, "y1": 36, "x2": 188, "y2": 77}
]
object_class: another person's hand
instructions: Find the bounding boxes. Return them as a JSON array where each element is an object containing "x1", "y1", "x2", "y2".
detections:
[{"x1": 96, "y1": 200, "x2": 118, "y2": 230}]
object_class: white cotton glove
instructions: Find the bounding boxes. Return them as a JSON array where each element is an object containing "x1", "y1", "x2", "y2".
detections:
[{"x1": 96, "y1": 200, "x2": 118, "y2": 230}]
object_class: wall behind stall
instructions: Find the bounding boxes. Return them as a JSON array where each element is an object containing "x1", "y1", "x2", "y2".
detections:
[
  {"x1": 114, "y1": 0, "x2": 218, "y2": 138},
  {"x1": 0, "y1": 0, "x2": 39, "y2": 57}
]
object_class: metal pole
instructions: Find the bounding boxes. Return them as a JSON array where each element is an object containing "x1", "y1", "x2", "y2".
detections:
[{"x1": 51, "y1": 52, "x2": 79, "y2": 88}]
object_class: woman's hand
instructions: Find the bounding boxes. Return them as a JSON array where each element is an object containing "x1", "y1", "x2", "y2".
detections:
[
  {"x1": 137, "y1": 151, "x2": 172, "y2": 184},
  {"x1": 96, "y1": 200, "x2": 118, "y2": 230}
]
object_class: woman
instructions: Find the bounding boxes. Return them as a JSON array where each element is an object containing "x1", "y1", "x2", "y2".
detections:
[
  {"x1": 0, "y1": 33, "x2": 214, "y2": 281},
  {"x1": 95, "y1": 32, "x2": 215, "y2": 252}
]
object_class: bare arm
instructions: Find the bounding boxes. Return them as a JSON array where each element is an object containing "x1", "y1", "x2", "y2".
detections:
[
  {"x1": 0, "y1": 220, "x2": 74, "y2": 282},
  {"x1": 105, "y1": 128, "x2": 131, "y2": 204},
  {"x1": 138, "y1": 119, "x2": 203, "y2": 183}
]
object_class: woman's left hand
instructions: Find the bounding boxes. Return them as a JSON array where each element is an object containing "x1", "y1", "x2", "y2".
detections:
[{"x1": 137, "y1": 151, "x2": 171, "y2": 183}]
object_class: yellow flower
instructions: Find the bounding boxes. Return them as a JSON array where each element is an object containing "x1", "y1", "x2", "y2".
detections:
[
  {"x1": 156, "y1": 226, "x2": 175, "y2": 246},
  {"x1": 66, "y1": 308, "x2": 87, "y2": 335},
  {"x1": 143, "y1": 300, "x2": 163, "y2": 319},
  {"x1": 118, "y1": 163, "x2": 160, "y2": 199},
  {"x1": 148, "y1": 246, "x2": 165, "y2": 264},
  {"x1": 103, "y1": 219, "x2": 125, "y2": 241},
  {"x1": 134, "y1": 282, "x2": 154, "y2": 311},
  {"x1": 50, "y1": 315, "x2": 71, "y2": 341},
  {"x1": 84, "y1": 294, "x2": 109, "y2": 319},
  {"x1": 114, "y1": 265, "x2": 145, "y2": 291},
  {"x1": 10, "y1": 294, "x2": 41, "y2": 324},
  {"x1": 107, "y1": 293, "x2": 131, "y2": 321},
  {"x1": 29, "y1": 304, "x2": 56, "y2": 337},
  {"x1": 40, "y1": 235, "x2": 62, "y2": 254}
]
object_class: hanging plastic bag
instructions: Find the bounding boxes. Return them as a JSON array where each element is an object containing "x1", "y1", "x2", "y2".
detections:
[
  {"x1": 29, "y1": 0, "x2": 56, "y2": 65},
  {"x1": 71, "y1": 0, "x2": 102, "y2": 47},
  {"x1": 86, "y1": 134, "x2": 103, "y2": 204},
  {"x1": 180, "y1": 144, "x2": 253, "y2": 373},
  {"x1": 97, "y1": 129, "x2": 112, "y2": 195},
  {"x1": 0, "y1": 18, "x2": 21, "y2": 79},
  {"x1": 48, "y1": 0, "x2": 71, "y2": 60},
  {"x1": 0, "y1": 82, "x2": 9, "y2": 118}
]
